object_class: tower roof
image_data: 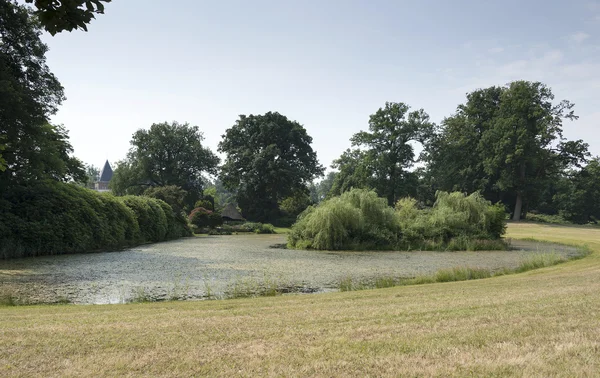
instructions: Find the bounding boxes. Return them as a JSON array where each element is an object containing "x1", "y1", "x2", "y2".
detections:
[{"x1": 99, "y1": 160, "x2": 113, "y2": 182}]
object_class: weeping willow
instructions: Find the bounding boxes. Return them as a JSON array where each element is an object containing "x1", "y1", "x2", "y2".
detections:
[{"x1": 288, "y1": 189, "x2": 506, "y2": 251}]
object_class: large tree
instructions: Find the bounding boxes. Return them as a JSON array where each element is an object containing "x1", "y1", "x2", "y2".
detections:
[
  {"x1": 332, "y1": 102, "x2": 434, "y2": 205},
  {"x1": 483, "y1": 81, "x2": 588, "y2": 220},
  {"x1": 0, "y1": 1, "x2": 84, "y2": 189},
  {"x1": 426, "y1": 81, "x2": 589, "y2": 221},
  {"x1": 25, "y1": 0, "x2": 111, "y2": 35},
  {"x1": 111, "y1": 122, "x2": 219, "y2": 209},
  {"x1": 426, "y1": 87, "x2": 504, "y2": 197},
  {"x1": 218, "y1": 112, "x2": 324, "y2": 222}
]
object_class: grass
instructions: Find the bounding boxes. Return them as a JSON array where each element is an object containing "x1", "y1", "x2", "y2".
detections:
[
  {"x1": 336, "y1": 251, "x2": 580, "y2": 292},
  {"x1": 1, "y1": 223, "x2": 600, "y2": 376}
]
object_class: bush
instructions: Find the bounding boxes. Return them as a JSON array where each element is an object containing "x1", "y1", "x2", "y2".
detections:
[
  {"x1": 189, "y1": 207, "x2": 223, "y2": 230},
  {"x1": 143, "y1": 185, "x2": 187, "y2": 214},
  {"x1": 288, "y1": 189, "x2": 401, "y2": 250},
  {"x1": 525, "y1": 213, "x2": 570, "y2": 225},
  {"x1": 0, "y1": 181, "x2": 190, "y2": 259},
  {"x1": 397, "y1": 191, "x2": 506, "y2": 249},
  {"x1": 287, "y1": 189, "x2": 507, "y2": 251}
]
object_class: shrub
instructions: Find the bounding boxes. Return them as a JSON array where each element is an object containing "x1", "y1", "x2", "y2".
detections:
[
  {"x1": 525, "y1": 213, "x2": 570, "y2": 225},
  {"x1": 0, "y1": 181, "x2": 190, "y2": 259},
  {"x1": 119, "y1": 196, "x2": 168, "y2": 242},
  {"x1": 143, "y1": 185, "x2": 187, "y2": 214},
  {"x1": 194, "y1": 199, "x2": 214, "y2": 211},
  {"x1": 288, "y1": 189, "x2": 507, "y2": 251},
  {"x1": 189, "y1": 207, "x2": 223, "y2": 230},
  {"x1": 397, "y1": 191, "x2": 506, "y2": 249},
  {"x1": 288, "y1": 189, "x2": 400, "y2": 250},
  {"x1": 240, "y1": 222, "x2": 275, "y2": 234}
]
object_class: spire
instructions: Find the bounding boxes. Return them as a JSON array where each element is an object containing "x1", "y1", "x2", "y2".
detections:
[{"x1": 98, "y1": 160, "x2": 113, "y2": 182}]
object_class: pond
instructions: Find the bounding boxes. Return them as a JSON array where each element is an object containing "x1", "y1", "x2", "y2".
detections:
[{"x1": 0, "y1": 234, "x2": 582, "y2": 304}]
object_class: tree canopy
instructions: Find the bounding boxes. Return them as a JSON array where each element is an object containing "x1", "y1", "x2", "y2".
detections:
[
  {"x1": 0, "y1": 1, "x2": 84, "y2": 190},
  {"x1": 24, "y1": 0, "x2": 111, "y2": 35},
  {"x1": 110, "y1": 122, "x2": 219, "y2": 209},
  {"x1": 426, "y1": 81, "x2": 589, "y2": 220},
  {"x1": 218, "y1": 112, "x2": 324, "y2": 222},
  {"x1": 331, "y1": 102, "x2": 434, "y2": 205}
]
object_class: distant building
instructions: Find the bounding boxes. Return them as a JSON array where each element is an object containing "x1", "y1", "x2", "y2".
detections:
[{"x1": 95, "y1": 160, "x2": 113, "y2": 192}]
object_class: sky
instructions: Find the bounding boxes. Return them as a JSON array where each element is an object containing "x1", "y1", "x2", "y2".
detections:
[{"x1": 41, "y1": 0, "x2": 600, "y2": 172}]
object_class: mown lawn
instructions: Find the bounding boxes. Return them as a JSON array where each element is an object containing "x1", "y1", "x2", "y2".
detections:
[{"x1": 1, "y1": 223, "x2": 599, "y2": 377}]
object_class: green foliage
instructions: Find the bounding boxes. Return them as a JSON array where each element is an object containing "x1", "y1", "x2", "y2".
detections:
[
  {"x1": 1, "y1": 2, "x2": 86, "y2": 190},
  {"x1": 189, "y1": 208, "x2": 223, "y2": 230},
  {"x1": 0, "y1": 181, "x2": 189, "y2": 259},
  {"x1": 218, "y1": 222, "x2": 275, "y2": 234},
  {"x1": 348, "y1": 102, "x2": 435, "y2": 205},
  {"x1": 218, "y1": 112, "x2": 324, "y2": 222},
  {"x1": 194, "y1": 199, "x2": 214, "y2": 211},
  {"x1": 553, "y1": 158, "x2": 600, "y2": 224},
  {"x1": 526, "y1": 213, "x2": 571, "y2": 225},
  {"x1": 289, "y1": 189, "x2": 506, "y2": 251},
  {"x1": 398, "y1": 191, "x2": 506, "y2": 249},
  {"x1": 110, "y1": 121, "x2": 219, "y2": 210},
  {"x1": 25, "y1": 0, "x2": 111, "y2": 35},
  {"x1": 279, "y1": 191, "x2": 312, "y2": 219},
  {"x1": 143, "y1": 185, "x2": 187, "y2": 214},
  {"x1": 425, "y1": 81, "x2": 589, "y2": 221},
  {"x1": 434, "y1": 267, "x2": 492, "y2": 282},
  {"x1": 288, "y1": 189, "x2": 401, "y2": 250},
  {"x1": 515, "y1": 253, "x2": 565, "y2": 273},
  {"x1": 241, "y1": 222, "x2": 275, "y2": 234}
]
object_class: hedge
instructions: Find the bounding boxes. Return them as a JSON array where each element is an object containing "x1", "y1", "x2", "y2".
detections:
[{"x1": 0, "y1": 181, "x2": 191, "y2": 259}]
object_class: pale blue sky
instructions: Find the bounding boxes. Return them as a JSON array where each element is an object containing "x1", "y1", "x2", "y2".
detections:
[{"x1": 42, "y1": 0, "x2": 600, "y2": 171}]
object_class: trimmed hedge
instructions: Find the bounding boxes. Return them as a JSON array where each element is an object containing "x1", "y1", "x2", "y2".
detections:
[{"x1": 0, "y1": 181, "x2": 190, "y2": 259}]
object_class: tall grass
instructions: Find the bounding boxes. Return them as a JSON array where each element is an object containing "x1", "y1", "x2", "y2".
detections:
[{"x1": 337, "y1": 249, "x2": 583, "y2": 292}]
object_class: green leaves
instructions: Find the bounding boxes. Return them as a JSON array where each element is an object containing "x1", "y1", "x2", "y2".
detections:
[
  {"x1": 218, "y1": 112, "x2": 324, "y2": 222},
  {"x1": 111, "y1": 122, "x2": 219, "y2": 210},
  {"x1": 335, "y1": 102, "x2": 434, "y2": 205},
  {"x1": 25, "y1": 0, "x2": 111, "y2": 35},
  {"x1": 426, "y1": 81, "x2": 589, "y2": 221}
]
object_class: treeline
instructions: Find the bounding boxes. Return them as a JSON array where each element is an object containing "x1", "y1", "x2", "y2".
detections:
[{"x1": 316, "y1": 82, "x2": 598, "y2": 225}]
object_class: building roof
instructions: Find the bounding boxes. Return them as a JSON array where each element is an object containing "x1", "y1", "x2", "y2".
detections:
[
  {"x1": 99, "y1": 160, "x2": 113, "y2": 182},
  {"x1": 221, "y1": 203, "x2": 245, "y2": 221}
]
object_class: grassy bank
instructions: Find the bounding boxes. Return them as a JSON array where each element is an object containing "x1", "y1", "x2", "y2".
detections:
[{"x1": 1, "y1": 223, "x2": 599, "y2": 376}]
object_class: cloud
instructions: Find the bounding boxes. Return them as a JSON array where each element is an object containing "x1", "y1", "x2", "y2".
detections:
[
  {"x1": 569, "y1": 31, "x2": 590, "y2": 44},
  {"x1": 488, "y1": 47, "x2": 504, "y2": 54}
]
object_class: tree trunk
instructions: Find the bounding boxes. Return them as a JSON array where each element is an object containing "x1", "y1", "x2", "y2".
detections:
[
  {"x1": 512, "y1": 192, "x2": 523, "y2": 221},
  {"x1": 512, "y1": 161, "x2": 527, "y2": 221}
]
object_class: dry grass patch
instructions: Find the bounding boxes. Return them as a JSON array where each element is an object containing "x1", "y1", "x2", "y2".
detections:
[{"x1": 1, "y1": 223, "x2": 600, "y2": 377}]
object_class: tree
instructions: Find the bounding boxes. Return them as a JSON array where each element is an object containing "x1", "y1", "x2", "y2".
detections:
[
  {"x1": 0, "y1": 1, "x2": 87, "y2": 190},
  {"x1": 329, "y1": 149, "x2": 373, "y2": 196},
  {"x1": 25, "y1": 0, "x2": 111, "y2": 35},
  {"x1": 554, "y1": 158, "x2": 600, "y2": 224},
  {"x1": 143, "y1": 185, "x2": 188, "y2": 215},
  {"x1": 482, "y1": 81, "x2": 588, "y2": 220},
  {"x1": 425, "y1": 87, "x2": 504, "y2": 197},
  {"x1": 218, "y1": 112, "x2": 324, "y2": 222},
  {"x1": 84, "y1": 164, "x2": 100, "y2": 188},
  {"x1": 309, "y1": 171, "x2": 337, "y2": 203},
  {"x1": 425, "y1": 81, "x2": 589, "y2": 221},
  {"x1": 110, "y1": 122, "x2": 219, "y2": 209},
  {"x1": 333, "y1": 102, "x2": 434, "y2": 205}
]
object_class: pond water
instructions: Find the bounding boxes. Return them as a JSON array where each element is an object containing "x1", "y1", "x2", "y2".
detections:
[{"x1": 0, "y1": 234, "x2": 582, "y2": 304}]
